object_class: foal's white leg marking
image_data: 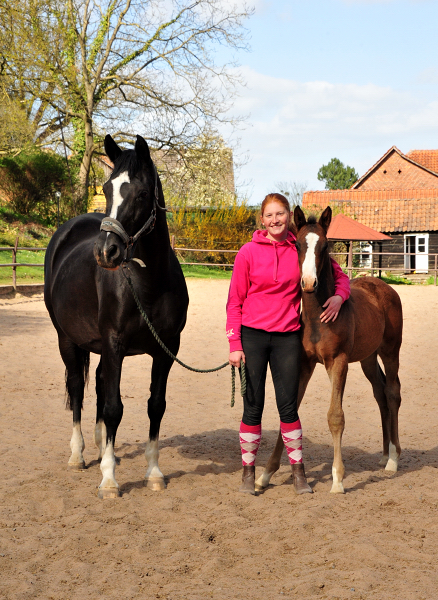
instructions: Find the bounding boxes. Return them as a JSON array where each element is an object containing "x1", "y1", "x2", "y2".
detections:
[
  {"x1": 145, "y1": 439, "x2": 166, "y2": 491},
  {"x1": 385, "y1": 441, "x2": 399, "y2": 472},
  {"x1": 255, "y1": 470, "x2": 274, "y2": 490},
  {"x1": 301, "y1": 233, "x2": 319, "y2": 283},
  {"x1": 98, "y1": 441, "x2": 119, "y2": 498},
  {"x1": 330, "y1": 466, "x2": 345, "y2": 494},
  {"x1": 94, "y1": 419, "x2": 107, "y2": 459},
  {"x1": 109, "y1": 171, "x2": 130, "y2": 219},
  {"x1": 68, "y1": 422, "x2": 85, "y2": 469}
]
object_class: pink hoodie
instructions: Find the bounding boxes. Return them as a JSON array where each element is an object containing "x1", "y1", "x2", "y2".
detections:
[{"x1": 226, "y1": 230, "x2": 350, "y2": 352}]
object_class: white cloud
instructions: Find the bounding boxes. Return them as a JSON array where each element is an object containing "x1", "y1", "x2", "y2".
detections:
[{"x1": 227, "y1": 67, "x2": 438, "y2": 201}]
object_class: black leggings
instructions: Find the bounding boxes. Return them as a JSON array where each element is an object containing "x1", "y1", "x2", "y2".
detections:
[{"x1": 241, "y1": 326, "x2": 301, "y2": 426}]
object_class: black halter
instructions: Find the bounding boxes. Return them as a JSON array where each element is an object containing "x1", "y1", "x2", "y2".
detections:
[{"x1": 100, "y1": 164, "x2": 167, "y2": 263}]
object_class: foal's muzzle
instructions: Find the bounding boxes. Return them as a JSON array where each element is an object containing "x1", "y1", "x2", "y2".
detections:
[{"x1": 301, "y1": 276, "x2": 318, "y2": 293}]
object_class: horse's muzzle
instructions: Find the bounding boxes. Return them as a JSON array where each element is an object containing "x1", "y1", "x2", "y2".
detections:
[
  {"x1": 94, "y1": 232, "x2": 124, "y2": 270},
  {"x1": 301, "y1": 276, "x2": 318, "y2": 293}
]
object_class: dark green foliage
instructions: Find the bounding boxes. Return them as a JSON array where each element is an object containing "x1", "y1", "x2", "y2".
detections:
[
  {"x1": 0, "y1": 148, "x2": 75, "y2": 224},
  {"x1": 317, "y1": 158, "x2": 359, "y2": 190}
]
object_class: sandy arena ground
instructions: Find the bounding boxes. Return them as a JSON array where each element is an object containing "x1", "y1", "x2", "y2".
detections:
[{"x1": 0, "y1": 280, "x2": 437, "y2": 600}]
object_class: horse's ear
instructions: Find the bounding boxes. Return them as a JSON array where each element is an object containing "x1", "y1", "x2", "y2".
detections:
[
  {"x1": 294, "y1": 206, "x2": 307, "y2": 230},
  {"x1": 318, "y1": 206, "x2": 332, "y2": 232},
  {"x1": 104, "y1": 134, "x2": 123, "y2": 163},
  {"x1": 135, "y1": 135, "x2": 152, "y2": 162}
]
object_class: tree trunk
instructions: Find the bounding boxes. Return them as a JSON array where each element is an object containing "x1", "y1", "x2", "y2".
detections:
[{"x1": 78, "y1": 117, "x2": 95, "y2": 213}]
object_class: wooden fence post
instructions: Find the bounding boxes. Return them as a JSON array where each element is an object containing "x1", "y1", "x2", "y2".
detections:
[
  {"x1": 12, "y1": 236, "x2": 19, "y2": 290},
  {"x1": 347, "y1": 241, "x2": 353, "y2": 280},
  {"x1": 434, "y1": 254, "x2": 437, "y2": 286}
]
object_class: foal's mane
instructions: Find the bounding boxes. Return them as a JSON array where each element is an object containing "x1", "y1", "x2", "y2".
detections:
[{"x1": 307, "y1": 215, "x2": 317, "y2": 225}]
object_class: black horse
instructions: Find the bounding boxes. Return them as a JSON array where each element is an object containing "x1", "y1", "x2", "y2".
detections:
[{"x1": 44, "y1": 134, "x2": 189, "y2": 498}]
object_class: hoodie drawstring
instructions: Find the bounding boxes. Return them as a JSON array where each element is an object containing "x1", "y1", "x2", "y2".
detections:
[{"x1": 273, "y1": 243, "x2": 279, "y2": 282}]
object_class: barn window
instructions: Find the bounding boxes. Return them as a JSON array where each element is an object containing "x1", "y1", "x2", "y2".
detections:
[
  {"x1": 383, "y1": 170, "x2": 387, "y2": 174},
  {"x1": 398, "y1": 169, "x2": 402, "y2": 174}
]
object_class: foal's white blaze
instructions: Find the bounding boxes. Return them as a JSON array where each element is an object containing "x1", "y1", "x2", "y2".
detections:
[
  {"x1": 301, "y1": 232, "x2": 319, "y2": 284},
  {"x1": 94, "y1": 419, "x2": 107, "y2": 459},
  {"x1": 145, "y1": 439, "x2": 165, "y2": 483},
  {"x1": 385, "y1": 441, "x2": 399, "y2": 472},
  {"x1": 68, "y1": 422, "x2": 85, "y2": 467},
  {"x1": 99, "y1": 441, "x2": 119, "y2": 492},
  {"x1": 109, "y1": 171, "x2": 130, "y2": 219}
]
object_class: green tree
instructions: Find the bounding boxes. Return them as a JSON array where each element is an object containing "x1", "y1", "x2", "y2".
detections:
[
  {"x1": 0, "y1": 0, "x2": 252, "y2": 204},
  {"x1": 317, "y1": 158, "x2": 359, "y2": 190}
]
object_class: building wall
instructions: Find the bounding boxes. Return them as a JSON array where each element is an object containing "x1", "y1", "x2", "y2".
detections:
[
  {"x1": 371, "y1": 232, "x2": 438, "y2": 272},
  {"x1": 356, "y1": 152, "x2": 438, "y2": 191}
]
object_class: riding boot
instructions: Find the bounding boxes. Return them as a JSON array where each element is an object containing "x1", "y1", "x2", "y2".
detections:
[
  {"x1": 291, "y1": 463, "x2": 312, "y2": 495},
  {"x1": 239, "y1": 465, "x2": 256, "y2": 495}
]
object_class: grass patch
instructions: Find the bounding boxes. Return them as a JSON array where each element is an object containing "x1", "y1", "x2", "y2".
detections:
[
  {"x1": 0, "y1": 248, "x2": 45, "y2": 285},
  {"x1": 380, "y1": 274, "x2": 413, "y2": 285},
  {"x1": 180, "y1": 264, "x2": 232, "y2": 279}
]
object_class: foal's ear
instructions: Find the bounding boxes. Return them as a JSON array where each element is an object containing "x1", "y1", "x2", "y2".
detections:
[
  {"x1": 294, "y1": 206, "x2": 307, "y2": 231},
  {"x1": 135, "y1": 135, "x2": 152, "y2": 162},
  {"x1": 318, "y1": 206, "x2": 332, "y2": 232},
  {"x1": 104, "y1": 134, "x2": 123, "y2": 163}
]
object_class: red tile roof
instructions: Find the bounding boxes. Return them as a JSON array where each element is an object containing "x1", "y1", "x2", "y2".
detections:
[
  {"x1": 303, "y1": 188, "x2": 438, "y2": 233},
  {"x1": 327, "y1": 214, "x2": 391, "y2": 241},
  {"x1": 405, "y1": 150, "x2": 438, "y2": 174}
]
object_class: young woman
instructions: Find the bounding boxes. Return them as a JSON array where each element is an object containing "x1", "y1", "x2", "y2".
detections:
[{"x1": 226, "y1": 193, "x2": 350, "y2": 495}]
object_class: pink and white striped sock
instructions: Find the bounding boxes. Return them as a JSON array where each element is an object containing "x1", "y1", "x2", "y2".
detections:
[
  {"x1": 280, "y1": 419, "x2": 303, "y2": 464},
  {"x1": 239, "y1": 422, "x2": 261, "y2": 466}
]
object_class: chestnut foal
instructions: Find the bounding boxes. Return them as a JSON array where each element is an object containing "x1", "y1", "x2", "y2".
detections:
[{"x1": 255, "y1": 206, "x2": 403, "y2": 494}]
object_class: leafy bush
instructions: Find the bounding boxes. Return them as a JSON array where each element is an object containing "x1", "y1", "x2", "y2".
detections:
[
  {"x1": 0, "y1": 148, "x2": 76, "y2": 224},
  {"x1": 168, "y1": 202, "x2": 258, "y2": 264}
]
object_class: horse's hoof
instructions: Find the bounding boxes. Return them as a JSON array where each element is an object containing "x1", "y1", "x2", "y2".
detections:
[
  {"x1": 254, "y1": 472, "x2": 273, "y2": 492},
  {"x1": 379, "y1": 455, "x2": 389, "y2": 467},
  {"x1": 385, "y1": 459, "x2": 398, "y2": 472},
  {"x1": 98, "y1": 487, "x2": 120, "y2": 499},
  {"x1": 146, "y1": 477, "x2": 166, "y2": 491},
  {"x1": 330, "y1": 483, "x2": 345, "y2": 494},
  {"x1": 68, "y1": 461, "x2": 85, "y2": 471}
]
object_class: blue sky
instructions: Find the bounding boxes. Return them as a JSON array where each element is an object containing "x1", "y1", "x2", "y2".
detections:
[{"x1": 222, "y1": 0, "x2": 438, "y2": 202}]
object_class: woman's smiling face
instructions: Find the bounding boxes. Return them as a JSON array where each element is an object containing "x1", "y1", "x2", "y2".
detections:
[{"x1": 260, "y1": 201, "x2": 290, "y2": 242}]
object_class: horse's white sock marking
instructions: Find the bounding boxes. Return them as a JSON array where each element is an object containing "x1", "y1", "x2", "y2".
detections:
[
  {"x1": 69, "y1": 422, "x2": 85, "y2": 466},
  {"x1": 145, "y1": 439, "x2": 164, "y2": 481},
  {"x1": 109, "y1": 172, "x2": 130, "y2": 219},
  {"x1": 302, "y1": 233, "x2": 319, "y2": 283},
  {"x1": 385, "y1": 441, "x2": 399, "y2": 472},
  {"x1": 330, "y1": 466, "x2": 345, "y2": 493},
  {"x1": 99, "y1": 442, "x2": 118, "y2": 491},
  {"x1": 94, "y1": 419, "x2": 107, "y2": 459}
]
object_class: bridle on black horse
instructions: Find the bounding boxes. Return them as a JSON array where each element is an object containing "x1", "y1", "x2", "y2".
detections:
[{"x1": 99, "y1": 164, "x2": 167, "y2": 263}]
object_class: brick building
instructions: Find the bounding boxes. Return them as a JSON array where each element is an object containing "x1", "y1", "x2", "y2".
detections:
[{"x1": 302, "y1": 147, "x2": 438, "y2": 273}]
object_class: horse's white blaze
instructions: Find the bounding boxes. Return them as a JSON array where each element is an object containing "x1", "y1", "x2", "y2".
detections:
[
  {"x1": 109, "y1": 171, "x2": 130, "y2": 219},
  {"x1": 94, "y1": 419, "x2": 107, "y2": 459},
  {"x1": 99, "y1": 442, "x2": 119, "y2": 491},
  {"x1": 68, "y1": 422, "x2": 85, "y2": 466},
  {"x1": 301, "y1": 233, "x2": 319, "y2": 283},
  {"x1": 385, "y1": 441, "x2": 399, "y2": 472},
  {"x1": 145, "y1": 439, "x2": 164, "y2": 480},
  {"x1": 330, "y1": 466, "x2": 345, "y2": 493}
]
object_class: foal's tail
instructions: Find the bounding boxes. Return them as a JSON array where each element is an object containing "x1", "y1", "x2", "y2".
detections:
[{"x1": 64, "y1": 348, "x2": 90, "y2": 410}]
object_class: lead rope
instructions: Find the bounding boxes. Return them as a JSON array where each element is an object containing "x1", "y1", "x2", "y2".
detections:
[{"x1": 122, "y1": 269, "x2": 246, "y2": 406}]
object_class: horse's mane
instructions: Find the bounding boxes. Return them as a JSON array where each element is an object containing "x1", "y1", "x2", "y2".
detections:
[
  {"x1": 112, "y1": 149, "x2": 140, "y2": 180},
  {"x1": 307, "y1": 215, "x2": 317, "y2": 224}
]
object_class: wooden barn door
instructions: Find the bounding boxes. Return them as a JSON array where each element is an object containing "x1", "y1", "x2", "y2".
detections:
[{"x1": 404, "y1": 234, "x2": 429, "y2": 273}]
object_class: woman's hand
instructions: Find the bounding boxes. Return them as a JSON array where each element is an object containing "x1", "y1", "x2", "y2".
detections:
[
  {"x1": 229, "y1": 350, "x2": 246, "y2": 367},
  {"x1": 320, "y1": 295, "x2": 343, "y2": 323}
]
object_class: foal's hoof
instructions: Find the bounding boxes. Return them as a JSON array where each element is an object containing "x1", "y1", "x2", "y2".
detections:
[
  {"x1": 98, "y1": 487, "x2": 120, "y2": 499},
  {"x1": 68, "y1": 461, "x2": 85, "y2": 471},
  {"x1": 330, "y1": 482, "x2": 345, "y2": 494},
  {"x1": 145, "y1": 477, "x2": 166, "y2": 491},
  {"x1": 254, "y1": 471, "x2": 274, "y2": 492},
  {"x1": 385, "y1": 459, "x2": 398, "y2": 472},
  {"x1": 379, "y1": 455, "x2": 389, "y2": 467}
]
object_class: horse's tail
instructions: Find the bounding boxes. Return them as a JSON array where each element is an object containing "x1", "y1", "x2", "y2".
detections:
[{"x1": 64, "y1": 348, "x2": 90, "y2": 410}]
